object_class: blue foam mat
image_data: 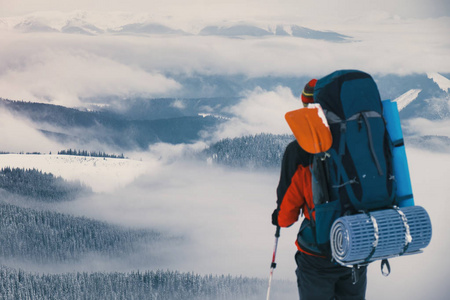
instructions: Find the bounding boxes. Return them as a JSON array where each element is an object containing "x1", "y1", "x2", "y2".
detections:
[
  {"x1": 382, "y1": 99, "x2": 414, "y2": 207},
  {"x1": 330, "y1": 206, "x2": 432, "y2": 265}
]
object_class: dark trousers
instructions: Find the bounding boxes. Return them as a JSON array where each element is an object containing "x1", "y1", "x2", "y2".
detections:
[{"x1": 295, "y1": 251, "x2": 367, "y2": 300}]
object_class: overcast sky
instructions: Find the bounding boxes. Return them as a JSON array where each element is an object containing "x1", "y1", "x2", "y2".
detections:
[
  {"x1": 1, "y1": 0, "x2": 449, "y2": 108},
  {"x1": 1, "y1": 0, "x2": 450, "y2": 19}
]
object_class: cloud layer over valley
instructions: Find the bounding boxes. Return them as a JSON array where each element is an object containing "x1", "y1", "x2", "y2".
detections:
[
  {"x1": 0, "y1": 2, "x2": 449, "y2": 299},
  {"x1": 0, "y1": 146, "x2": 446, "y2": 300},
  {"x1": 1, "y1": 9, "x2": 449, "y2": 108}
]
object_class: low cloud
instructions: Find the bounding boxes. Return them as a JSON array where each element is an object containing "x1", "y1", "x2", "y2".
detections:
[
  {"x1": 1, "y1": 0, "x2": 450, "y2": 21},
  {"x1": 213, "y1": 86, "x2": 300, "y2": 140},
  {"x1": 53, "y1": 158, "x2": 284, "y2": 278},
  {"x1": 1, "y1": 14, "x2": 449, "y2": 107},
  {"x1": 405, "y1": 118, "x2": 450, "y2": 137},
  {"x1": 0, "y1": 109, "x2": 62, "y2": 153},
  {"x1": 43, "y1": 147, "x2": 450, "y2": 300},
  {"x1": 0, "y1": 33, "x2": 181, "y2": 107}
]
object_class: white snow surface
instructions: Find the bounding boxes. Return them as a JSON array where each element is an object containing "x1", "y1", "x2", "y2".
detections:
[
  {"x1": 427, "y1": 72, "x2": 450, "y2": 92},
  {"x1": 0, "y1": 154, "x2": 154, "y2": 193},
  {"x1": 0, "y1": 147, "x2": 448, "y2": 299},
  {"x1": 393, "y1": 89, "x2": 421, "y2": 111},
  {"x1": 0, "y1": 11, "x2": 155, "y2": 32}
]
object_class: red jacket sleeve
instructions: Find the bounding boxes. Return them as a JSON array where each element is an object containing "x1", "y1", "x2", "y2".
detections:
[{"x1": 275, "y1": 141, "x2": 314, "y2": 227}]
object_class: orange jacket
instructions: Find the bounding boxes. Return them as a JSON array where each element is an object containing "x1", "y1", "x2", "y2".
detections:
[
  {"x1": 274, "y1": 140, "x2": 324, "y2": 257},
  {"x1": 277, "y1": 163, "x2": 314, "y2": 227}
]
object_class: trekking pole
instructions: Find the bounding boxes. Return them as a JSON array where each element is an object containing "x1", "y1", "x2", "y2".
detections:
[{"x1": 266, "y1": 226, "x2": 281, "y2": 300}]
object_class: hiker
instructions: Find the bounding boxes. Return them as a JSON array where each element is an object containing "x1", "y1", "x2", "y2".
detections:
[{"x1": 271, "y1": 79, "x2": 367, "y2": 300}]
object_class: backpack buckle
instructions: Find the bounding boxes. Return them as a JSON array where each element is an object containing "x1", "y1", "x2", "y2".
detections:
[{"x1": 320, "y1": 152, "x2": 331, "y2": 161}]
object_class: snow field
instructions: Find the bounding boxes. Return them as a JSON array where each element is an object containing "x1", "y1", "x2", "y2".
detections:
[
  {"x1": 0, "y1": 154, "x2": 155, "y2": 193},
  {"x1": 0, "y1": 147, "x2": 448, "y2": 299}
]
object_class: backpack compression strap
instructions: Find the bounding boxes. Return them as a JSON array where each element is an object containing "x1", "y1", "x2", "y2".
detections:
[
  {"x1": 393, "y1": 206, "x2": 412, "y2": 256},
  {"x1": 324, "y1": 110, "x2": 384, "y2": 176}
]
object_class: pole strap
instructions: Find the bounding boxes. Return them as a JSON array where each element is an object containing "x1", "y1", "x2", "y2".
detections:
[
  {"x1": 381, "y1": 259, "x2": 391, "y2": 276},
  {"x1": 352, "y1": 265, "x2": 360, "y2": 285}
]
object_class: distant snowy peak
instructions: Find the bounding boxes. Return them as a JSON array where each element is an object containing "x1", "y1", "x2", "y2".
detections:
[
  {"x1": 394, "y1": 73, "x2": 450, "y2": 121},
  {"x1": 199, "y1": 25, "x2": 271, "y2": 37},
  {"x1": 111, "y1": 22, "x2": 187, "y2": 35},
  {"x1": 1, "y1": 12, "x2": 351, "y2": 42},
  {"x1": 287, "y1": 25, "x2": 350, "y2": 41},
  {"x1": 199, "y1": 24, "x2": 350, "y2": 41},
  {"x1": 393, "y1": 89, "x2": 421, "y2": 111},
  {"x1": 2, "y1": 11, "x2": 147, "y2": 32},
  {"x1": 14, "y1": 19, "x2": 58, "y2": 33},
  {"x1": 427, "y1": 72, "x2": 450, "y2": 92},
  {"x1": 62, "y1": 19, "x2": 104, "y2": 35}
]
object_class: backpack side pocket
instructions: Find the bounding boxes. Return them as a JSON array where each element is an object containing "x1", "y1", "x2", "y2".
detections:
[{"x1": 315, "y1": 200, "x2": 342, "y2": 250}]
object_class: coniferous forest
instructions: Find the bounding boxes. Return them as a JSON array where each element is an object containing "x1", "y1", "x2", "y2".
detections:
[
  {"x1": 0, "y1": 199, "x2": 293, "y2": 299},
  {"x1": 0, "y1": 163, "x2": 296, "y2": 299},
  {"x1": 0, "y1": 266, "x2": 294, "y2": 300},
  {"x1": 0, "y1": 201, "x2": 162, "y2": 263},
  {"x1": 0, "y1": 167, "x2": 90, "y2": 202},
  {"x1": 58, "y1": 149, "x2": 125, "y2": 159},
  {"x1": 201, "y1": 133, "x2": 294, "y2": 169}
]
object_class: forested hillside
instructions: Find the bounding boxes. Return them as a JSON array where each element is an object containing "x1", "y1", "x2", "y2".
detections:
[
  {"x1": 0, "y1": 201, "x2": 162, "y2": 263},
  {"x1": 0, "y1": 266, "x2": 297, "y2": 300},
  {"x1": 0, "y1": 99, "x2": 223, "y2": 149},
  {"x1": 0, "y1": 167, "x2": 90, "y2": 202},
  {"x1": 57, "y1": 149, "x2": 125, "y2": 159},
  {"x1": 201, "y1": 133, "x2": 294, "y2": 169}
]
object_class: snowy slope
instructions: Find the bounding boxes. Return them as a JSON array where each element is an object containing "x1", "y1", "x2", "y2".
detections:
[
  {"x1": 427, "y1": 72, "x2": 450, "y2": 92},
  {"x1": 0, "y1": 11, "x2": 350, "y2": 41},
  {"x1": 393, "y1": 89, "x2": 421, "y2": 111},
  {"x1": 1, "y1": 11, "x2": 150, "y2": 32},
  {"x1": 21, "y1": 147, "x2": 444, "y2": 300},
  {"x1": 0, "y1": 154, "x2": 155, "y2": 193},
  {"x1": 394, "y1": 73, "x2": 450, "y2": 111}
]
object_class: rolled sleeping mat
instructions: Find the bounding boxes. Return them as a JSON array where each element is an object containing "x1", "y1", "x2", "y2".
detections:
[
  {"x1": 330, "y1": 206, "x2": 432, "y2": 266},
  {"x1": 382, "y1": 99, "x2": 414, "y2": 207}
]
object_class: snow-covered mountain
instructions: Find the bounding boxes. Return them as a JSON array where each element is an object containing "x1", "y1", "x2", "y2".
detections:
[
  {"x1": 2, "y1": 11, "x2": 351, "y2": 41},
  {"x1": 0, "y1": 98, "x2": 224, "y2": 150},
  {"x1": 110, "y1": 22, "x2": 187, "y2": 35},
  {"x1": 379, "y1": 72, "x2": 450, "y2": 152},
  {"x1": 198, "y1": 24, "x2": 350, "y2": 41},
  {"x1": 427, "y1": 72, "x2": 450, "y2": 93},
  {"x1": 374, "y1": 72, "x2": 450, "y2": 120},
  {"x1": 393, "y1": 89, "x2": 422, "y2": 111},
  {"x1": 61, "y1": 18, "x2": 104, "y2": 35},
  {"x1": 13, "y1": 19, "x2": 59, "y2": 33},
  {"x1": 0, "y1": 72, "x2": 448, "y2": 153}
]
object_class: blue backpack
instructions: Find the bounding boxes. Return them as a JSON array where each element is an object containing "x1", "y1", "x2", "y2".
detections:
[{"x1": 310, "y1": 70, "x2": 397, "y2": 254}]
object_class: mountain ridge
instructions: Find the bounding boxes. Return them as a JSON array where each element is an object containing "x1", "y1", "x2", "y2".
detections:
[
  {"x1": 0, "y1": 99, "x2": 223, "y2": 150},
  {"x1": 2, "y1": 12, "x2": 351, "y2": 42},
  {"x1": 0, "y1": 72, "x2": 448, "y2": 153}
]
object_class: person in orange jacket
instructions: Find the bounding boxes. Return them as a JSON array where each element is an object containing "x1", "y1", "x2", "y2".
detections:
[{"x1": 271, "y1": 79, "x2": 367, "y2": 300}]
